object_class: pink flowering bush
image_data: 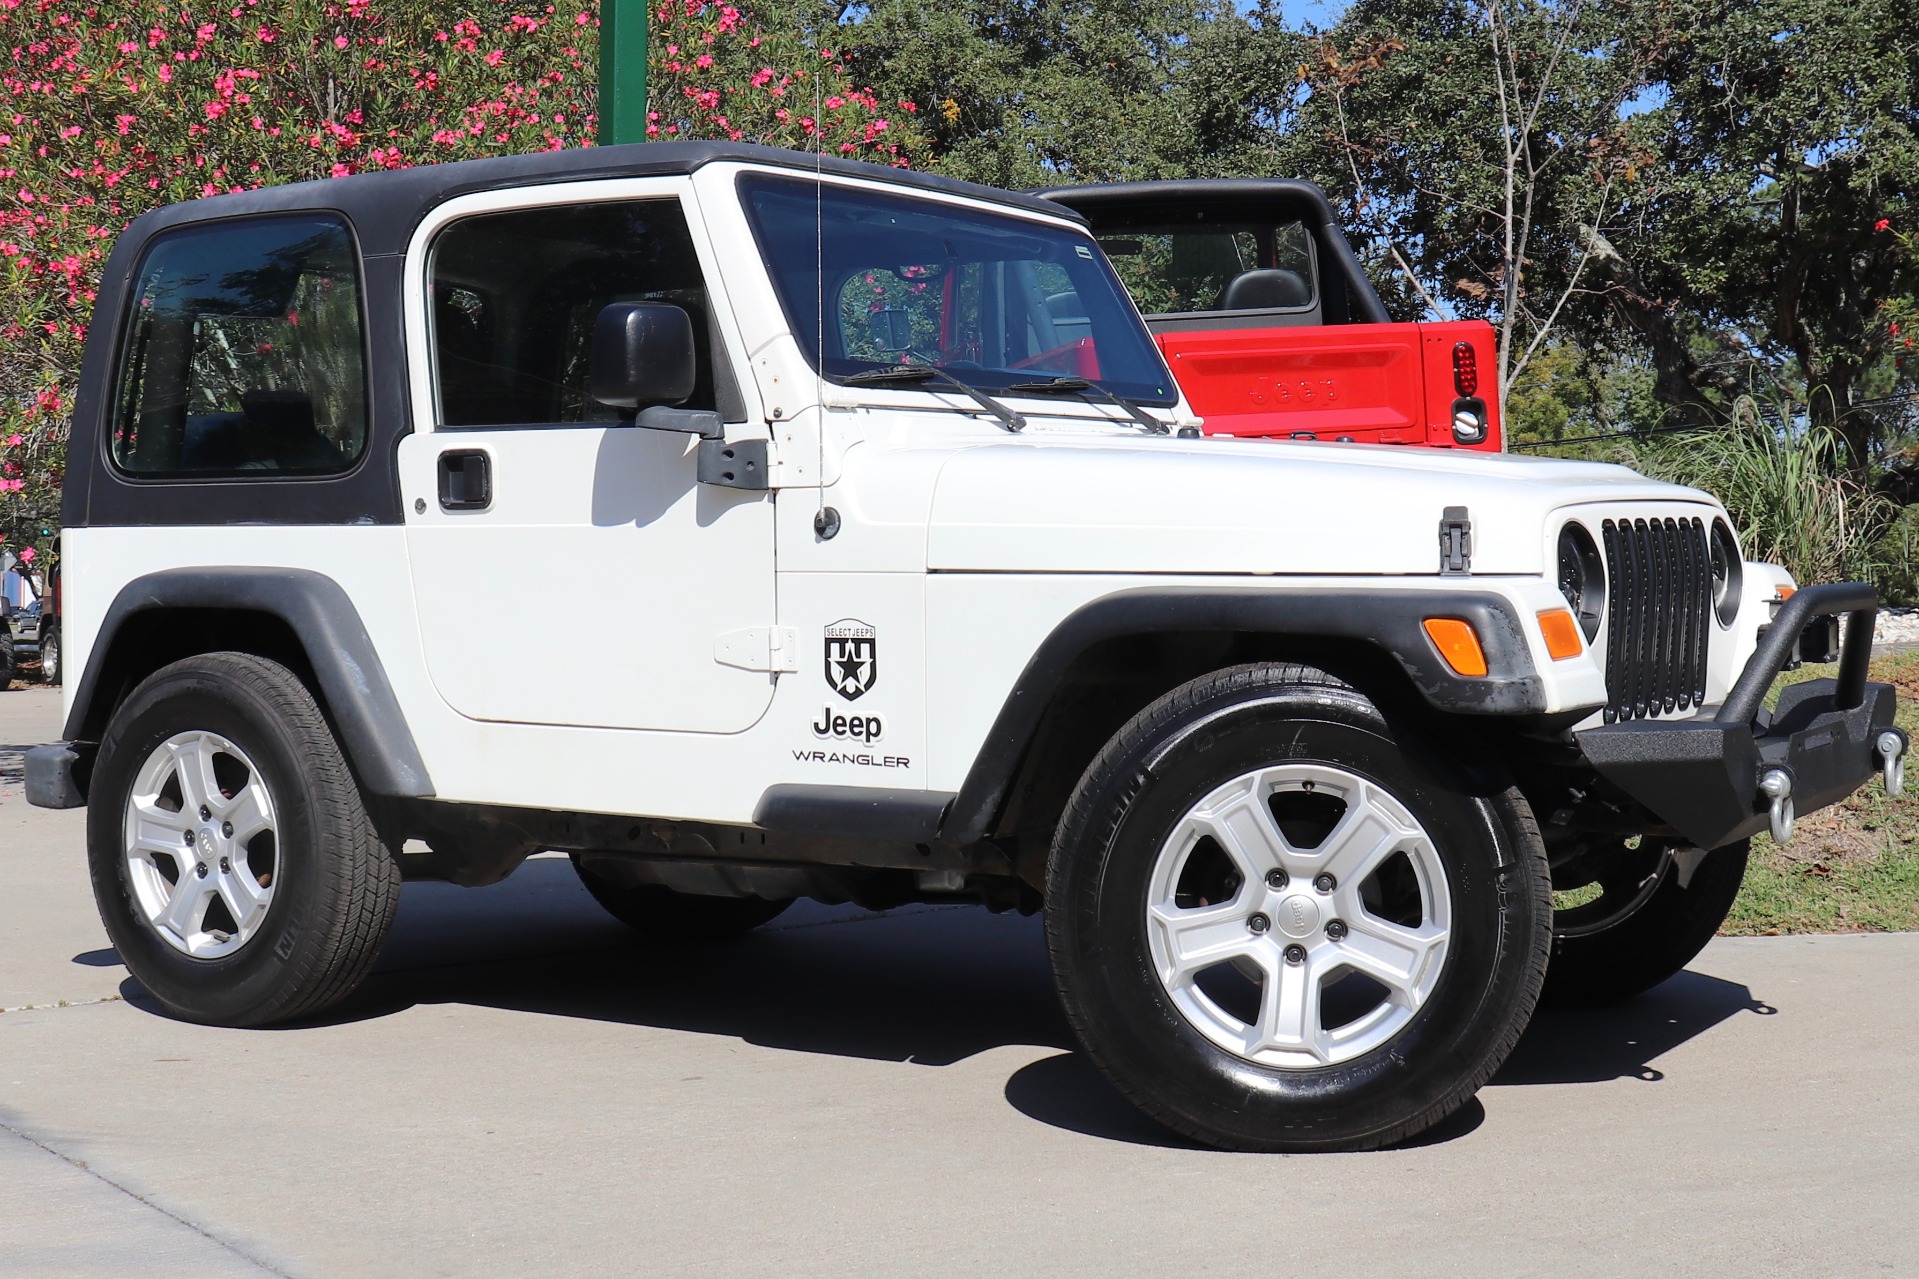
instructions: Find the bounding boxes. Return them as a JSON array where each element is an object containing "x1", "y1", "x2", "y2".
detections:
[
  {"x1": 646, "y1": 0, "x2": 924, "y2": 163},
  {"x1": 0, "y1": 0, "x2": 925, "y2": 563}
]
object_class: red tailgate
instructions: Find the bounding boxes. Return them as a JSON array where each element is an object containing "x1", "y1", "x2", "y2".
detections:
[{"x1": 1158, "y1": 319, "x2": 1501, "y2": 450}]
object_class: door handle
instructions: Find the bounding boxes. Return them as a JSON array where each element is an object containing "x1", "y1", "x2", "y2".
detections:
[{"x1": 437, "y1": 449, "x2": 491, "y2": 511}]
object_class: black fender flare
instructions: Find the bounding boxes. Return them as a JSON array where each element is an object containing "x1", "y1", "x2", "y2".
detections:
[
  {"x1": 939, "y1": 585, "x2": 1546, "y2": 844},
  {"x1": 66, "y1": 567, "x2": 433, "y2": 799}
]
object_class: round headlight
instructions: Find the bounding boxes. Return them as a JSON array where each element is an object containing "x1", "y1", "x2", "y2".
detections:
[
  {"x1": 1709, "y1": 519, "x2": 1742, "y2": 628},
  {"x1": 1556, "y1": 522, "x2": 1605, "y2": 640}
]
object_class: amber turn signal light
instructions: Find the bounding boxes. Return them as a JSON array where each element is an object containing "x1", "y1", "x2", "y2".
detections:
[
  {"x1": 1537, "y1": 608, "x2": 1584, "y2": 660},
  {"x1": 1423, "y1": 617, "x2": 1488, "y2": 677}
]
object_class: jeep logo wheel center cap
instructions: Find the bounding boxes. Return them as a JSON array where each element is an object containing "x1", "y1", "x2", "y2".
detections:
[{"x1": 1275, "y1": 893, "x2": 1321, "y2": 939}]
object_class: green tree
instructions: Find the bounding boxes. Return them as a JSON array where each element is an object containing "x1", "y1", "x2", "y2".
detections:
[
  {"x1": 1613, "y1": 0, "x2": 1919, "y2": 475},
  {"x1": 759, "y1": 0, "x2": 1304, "y2": 187},
  {"x1": 1286, "y1": 0, "x2": 1665, "y2": 426}
]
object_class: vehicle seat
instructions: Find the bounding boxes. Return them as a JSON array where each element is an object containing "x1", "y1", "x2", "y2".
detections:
[
  {"x1": 179, "y1": 413, "x2": 248, "y2": 470},
  {"x1": 1216, "y1": 269, "x2": 1311, "y2": 312},
  {"x1": 240, "y1": 389, "x2": 339, "y2": 470},
  {"x1": 1045, "y1": 290, "x2": 1092, "y2": 344}
]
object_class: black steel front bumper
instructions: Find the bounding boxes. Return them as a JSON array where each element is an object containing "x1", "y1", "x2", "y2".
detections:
[{"x1": 1576, "y1": 582, "x2": 1903, "y2": 849}]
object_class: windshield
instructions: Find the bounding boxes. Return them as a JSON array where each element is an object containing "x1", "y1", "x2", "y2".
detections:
[{"x1": 739, "y1": 175, "x2": 1176, "y2": 406}]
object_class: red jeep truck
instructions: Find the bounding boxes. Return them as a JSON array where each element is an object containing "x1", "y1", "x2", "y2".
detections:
[{"x1": 1039, "y1": 179, "x2": 1500, "y2": 450}]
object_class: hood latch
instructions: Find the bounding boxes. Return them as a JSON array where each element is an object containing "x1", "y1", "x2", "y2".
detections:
[{"x1": 1439, "y1": 506, "x2": 1472, "y2": 575}]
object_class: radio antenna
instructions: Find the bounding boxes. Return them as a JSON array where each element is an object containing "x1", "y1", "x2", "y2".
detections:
[{"x1": 812, "y1": 13, "x2": 827, "y2": 524}]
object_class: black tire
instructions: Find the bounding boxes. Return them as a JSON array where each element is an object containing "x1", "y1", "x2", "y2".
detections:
[
  {"x1": 1046, "y1": 662, "x2": 1552, "y2": 1152},
  {"x1": 0, "y1": 641, "x2": 14, "y2": 688},
  {"x1": 38, "y1": 622, "x2": 59, "y2": 685},
  {"x1": 88, "y1": 653, "x2": 402, "y2": 1026},
  {"x1": 571, "y1": 856, "x2": 792, "y2": 941},
  {"x1": 1543, "y1": 839, "x2": 1749, "y2": 1006}
]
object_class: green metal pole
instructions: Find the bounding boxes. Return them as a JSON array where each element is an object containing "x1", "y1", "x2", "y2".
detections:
[{"x1": 597, "y1": 0, "x2": 649, "y2": 146}]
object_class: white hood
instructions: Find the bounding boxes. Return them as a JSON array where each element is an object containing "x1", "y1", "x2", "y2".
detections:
[{"x1": 920, "y1": 435, "x2": 1718, "y2": 575}]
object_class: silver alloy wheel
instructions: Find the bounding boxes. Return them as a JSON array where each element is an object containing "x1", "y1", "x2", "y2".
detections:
[
  {"x1": 1146, "y1": 763, "x2": 1452, "y2": 1069},
  {"x1": 39, "y1": 630, "x2": 57, "y2": 682},
  {"x1": 122, "y1": 731, "x2": 280, "y2": 959}
]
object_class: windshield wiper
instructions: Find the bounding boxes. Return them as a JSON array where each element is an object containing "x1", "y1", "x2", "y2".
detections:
[
  {"x1": 842, "y1": 365, "x2": 1026, "y2": 432},
  {"x1": 1005, "y1": 376, "x2": 1169, "y2": 434}
]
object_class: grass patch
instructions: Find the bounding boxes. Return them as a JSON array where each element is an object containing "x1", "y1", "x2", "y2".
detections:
[
  {"x1": 1552, "y1": 882, "x2": 1605, "y2": 910},
  {"x1": 1722, "y1": 650, "x2": 1919, "y2": 935}
]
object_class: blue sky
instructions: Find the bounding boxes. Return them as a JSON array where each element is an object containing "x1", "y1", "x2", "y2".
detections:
[
  {"x1": 1293, "y1": 0, "x2": 1343, "y2": 26},
  {"x1": 1273, "y1": 0, "x2": 1345, "y2": 29}
]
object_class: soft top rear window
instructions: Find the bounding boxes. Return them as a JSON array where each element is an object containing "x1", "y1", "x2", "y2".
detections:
[{"x1": 111, "y1": 214, "x2": 367, "y2": 478}]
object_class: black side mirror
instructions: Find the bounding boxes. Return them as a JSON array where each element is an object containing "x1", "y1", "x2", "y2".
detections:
[{"x1": 589, "y1": 302, "x2": 698, "y2": 412}]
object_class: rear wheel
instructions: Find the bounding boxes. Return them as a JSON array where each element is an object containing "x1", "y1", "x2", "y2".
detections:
[
  {"x1": 1047, "y1": 663, "x2": 1551, "y2": 1152},
  {"x1": 88, "y1": 653, "x2": 401, "y2": 1026},
  {"x1": 571, "y1": 856, "x2": 791, "y2": 942},
  {"x1": 1543, "y1": 838, "x2": 1748, "y2": 1006}
]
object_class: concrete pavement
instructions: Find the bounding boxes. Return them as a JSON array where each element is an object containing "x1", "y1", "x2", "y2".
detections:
[{"x1": 3, "y1": 684, "x2": 1917, "y2": 1277}]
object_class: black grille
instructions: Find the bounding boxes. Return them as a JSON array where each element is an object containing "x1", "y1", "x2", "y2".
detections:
[{"x1": 1599, "y1": 517, "x2": 1711, "y2": 723}]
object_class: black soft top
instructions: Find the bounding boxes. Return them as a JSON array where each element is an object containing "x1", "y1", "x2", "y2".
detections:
[
  {"x1": 66, "y1": 143, "x2": 1083, "y2": 532},
  {"x1": 119, "y1": 141, "x2": 1082, "y2": 256}
]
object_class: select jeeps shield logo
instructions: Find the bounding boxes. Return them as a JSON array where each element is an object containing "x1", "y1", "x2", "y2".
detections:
[{"x1": 825, "y1": 619, "x2": 878, "y2": 700}]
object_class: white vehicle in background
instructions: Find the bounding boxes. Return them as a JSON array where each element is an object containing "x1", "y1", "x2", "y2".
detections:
[{"x1": 27, "y1": 142, "x2": 1901, "y2": 1152}]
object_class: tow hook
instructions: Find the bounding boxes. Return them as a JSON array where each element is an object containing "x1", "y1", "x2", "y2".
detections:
[
  {"x1": 1878, "y1": 731, "x2": 1907, "y2": 798},
  {"x1": 1759, "y1": 769, "x2": 1795, "y2": 844}
]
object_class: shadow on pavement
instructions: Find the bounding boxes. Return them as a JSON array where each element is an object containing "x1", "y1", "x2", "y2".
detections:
[
  {"x1": 0, "y1": 739, "x2": 34, "y2": 786},
  {"x1": 1000, "y1": 1053, "x2": 1202, "y2": 1150},
  {"x1": 311, "y1": 857, "x2": 1072, "y2": 1069},
  {"x1": 103, "y1": 855, "x2": 1779, "y2": 1148},
  {"x1": 1495, "y1": 971, "x2": 1775, "y2": 1086}
]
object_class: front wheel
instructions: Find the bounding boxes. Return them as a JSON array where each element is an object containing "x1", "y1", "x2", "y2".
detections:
[
  {"x1": 1543, "y1": 839, "x2": 1748, "y2": 1006},
  {"x1": 1047, "y1": 663, "x2": 1551, "y2": 1152},
  {"x1": 88, "y1": 653, "x2": 402, "y2": 1026}
]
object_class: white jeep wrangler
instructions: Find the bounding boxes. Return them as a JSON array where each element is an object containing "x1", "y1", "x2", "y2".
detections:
[{"x1": 27, "y1": 142, "x2": 1903, "y2": 1152}]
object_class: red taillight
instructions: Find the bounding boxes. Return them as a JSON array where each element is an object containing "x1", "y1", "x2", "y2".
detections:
[{"x1": 1452, "y1": 342, "x2": 1478, "y2": 398}]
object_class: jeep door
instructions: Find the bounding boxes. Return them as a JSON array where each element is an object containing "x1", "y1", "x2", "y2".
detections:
[{"x1": 398, "y1": 179, "x2": 776, "y2": 733}]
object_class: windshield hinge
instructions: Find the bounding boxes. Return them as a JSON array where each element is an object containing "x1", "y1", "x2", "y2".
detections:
[
  {"x1": 1439, "y1": 506, "x2": 1472, "y2": 576},
  {"x1": 714, "y1": 627, "x2": 799, "y2": 673}
]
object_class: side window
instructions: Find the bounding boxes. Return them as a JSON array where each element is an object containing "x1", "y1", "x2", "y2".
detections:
[
  {"x1": 429, "y1": 199, "x2": 725, "y2": 427},
  {"x1": 1100, "y1": 221, "x2": 1317, "y2": 319},
  {"x1": 112, "y1": 215, "x2": 367, "y2": 476}
]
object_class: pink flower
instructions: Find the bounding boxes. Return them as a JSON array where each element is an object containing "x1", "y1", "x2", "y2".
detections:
[
  {"x1": 4, "y1": 434, "x2": 21, "y2": 447},
  {"x1": 18, "y1": 545, "x2": 34, "y2": 561},
  {"x1": 1875, "y1": 219, "x2": 1892, "y2": 232}
]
